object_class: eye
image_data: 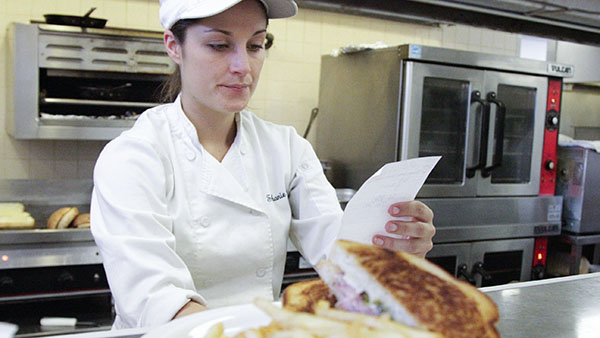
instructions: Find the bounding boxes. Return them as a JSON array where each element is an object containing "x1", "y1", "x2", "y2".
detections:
[
  {"x1": 248, "y1": 44, "x2": 264, "y2": 52},
  {"x1": 208, "y1": 44, "x2": 229, "y2": 51}
]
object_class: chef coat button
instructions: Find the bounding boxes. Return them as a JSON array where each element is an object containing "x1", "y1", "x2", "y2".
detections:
[
  {"x1": 301, "y1": 163, "x2": 310, "y2": 170},
  {"x1": 200, "y1": 216, "x2": 211, "y2": 227},
  {"x1": 249, "y1": 209, "x2": 258, "y2": 215},
  {"x1": 185, "y1": 150, "x2": 196, "y2": 161},
  {"x1": 240, "y1": 144, "x2": 247, "y2": 155},
  {"x1": 256, "y1": 268, "x2": 266, "y2": 277}
]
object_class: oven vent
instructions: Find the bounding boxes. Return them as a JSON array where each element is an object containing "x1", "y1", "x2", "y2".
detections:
[
  {"x1": 46, "y1": 44, "x2": 83, "y2": 51},
  {"x1": 92, "y1": 47, "x2": 128, "y2": 54},
  {"x1": 46, "y1": 56, "x2": 83, "y2": 64},
  {"x1": 38, "y1": 33, "x2": 174, "y2": 74}
]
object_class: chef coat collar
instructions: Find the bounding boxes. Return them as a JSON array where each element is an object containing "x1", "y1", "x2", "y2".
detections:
[{"x1": 174, "y1": 94, "x2": 244, "y2": 156}]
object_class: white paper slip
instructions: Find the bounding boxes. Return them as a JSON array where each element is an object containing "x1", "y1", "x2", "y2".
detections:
[{"x1": 337, "y1": 156, "x2": 441, "y2": 244}]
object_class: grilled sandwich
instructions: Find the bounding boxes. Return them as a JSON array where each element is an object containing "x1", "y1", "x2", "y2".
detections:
[{"x1": 283, "y1": 240, "x2": 499, "y2": 338}]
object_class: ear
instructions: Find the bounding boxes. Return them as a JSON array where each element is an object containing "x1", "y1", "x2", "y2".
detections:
[{"x1": 164, "y1": 30, "x2": 182, "y2": 65}]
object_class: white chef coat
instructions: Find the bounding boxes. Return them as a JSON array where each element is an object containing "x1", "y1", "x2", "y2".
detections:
[{"x1": 90, "y1": 96, "x2": 343, "y2": 329}]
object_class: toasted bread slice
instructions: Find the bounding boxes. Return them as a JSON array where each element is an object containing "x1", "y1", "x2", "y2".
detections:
[
  {"x1": 329, "y1": 240, "x2": 499, "y2": 338},
  {"x1": 282, "y1": 279, "x2": 337, "y2": 313}
]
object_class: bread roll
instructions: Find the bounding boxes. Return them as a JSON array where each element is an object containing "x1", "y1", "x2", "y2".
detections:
[
  {"x1": 73, "y1": 213, "x2": 90, "y2": 229},
  {"x1": 47, "y1": 207, "x2": 79, "y2": 229}
]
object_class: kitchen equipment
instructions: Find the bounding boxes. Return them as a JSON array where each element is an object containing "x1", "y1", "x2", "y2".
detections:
[
  {"x1": 44, "y1": 8, "x2": 107, "y2": 28},
  {"x1": 317, "y1": 44, "x2": 569, "y2": 198},
  {"x1": 7, "y1": 23, "x2": 174, "y2": 140},
  {"x1": 316, "y1": 44, "x2": 569, "y2": 285},
  {"x1": 0, "y1": 180, "x2": 113, "y2": 336},
  {"x1": 556, "y1": 146, "x2": 600, "y2": 234}
]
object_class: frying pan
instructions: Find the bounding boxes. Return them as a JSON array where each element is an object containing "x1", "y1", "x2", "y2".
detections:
[{"x1": 44, "y1": 7, "x2": 107, "y2": 28}]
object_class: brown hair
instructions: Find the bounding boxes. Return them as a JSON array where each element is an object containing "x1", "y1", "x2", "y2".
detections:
[{"x1": 158, "y1": 19, "x2": 200, "y2": 103}]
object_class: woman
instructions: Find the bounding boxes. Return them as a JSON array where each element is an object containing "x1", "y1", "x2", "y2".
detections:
[{"x1": 90, "y1": 0, "x2": 435, "y2": 329}]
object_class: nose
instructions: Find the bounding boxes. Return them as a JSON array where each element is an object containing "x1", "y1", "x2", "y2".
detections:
[{"x1": 229, "y1": 48, "x2": 251, "y2": 76}]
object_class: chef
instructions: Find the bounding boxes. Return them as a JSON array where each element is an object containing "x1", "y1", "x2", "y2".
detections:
[{"x1": 90, "y1": 0, "x2": 436, "y2": 329}]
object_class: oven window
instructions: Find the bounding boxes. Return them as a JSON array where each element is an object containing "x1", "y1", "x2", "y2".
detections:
[
  {"x1": 492, "y1": 84, "x2": 536, "y2": 184},
  {"x1": 419, "y1": 77, "x2": 469, "y2": 184},
  {"x1": 480, "y1": 251, "x2": 523, "y2": 287},
  {"x1": 426, "y1": 256, "x2": 457, "y2": 276}
]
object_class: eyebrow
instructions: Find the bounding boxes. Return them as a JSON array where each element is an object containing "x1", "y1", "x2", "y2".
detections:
[{"x1": 204, "y1": 28, "x2": 267, "y2": 36}]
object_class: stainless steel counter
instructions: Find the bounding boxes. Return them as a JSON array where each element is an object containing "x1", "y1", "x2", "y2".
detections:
[
  {"x1": 481, "y1": 272, "x2": 600, "y2": 338},
  {"x1": 44, "y1": 273, "x2": 600, "y2": 338}
]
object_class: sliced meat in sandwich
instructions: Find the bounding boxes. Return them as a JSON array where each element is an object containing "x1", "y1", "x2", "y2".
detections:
[{"x1": 299, "y1": 240, "x2": 500, "y2": 338}]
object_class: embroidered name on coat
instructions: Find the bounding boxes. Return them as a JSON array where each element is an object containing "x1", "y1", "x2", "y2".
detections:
[{"x1": 266, "y1": 192, "x2": 286, "y2": 202}]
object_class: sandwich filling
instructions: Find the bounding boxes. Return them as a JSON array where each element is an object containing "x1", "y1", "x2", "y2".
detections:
[
  {"x1": 317, "y1": 255, "x2": 419, "y2": 328},
  {"x1": 329, "y1": 270, "x2": 381, "y2": 316}
]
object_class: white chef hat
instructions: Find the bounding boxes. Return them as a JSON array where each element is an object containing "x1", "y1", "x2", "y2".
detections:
[{"x1": 159, "y1": 0, "x2": 298, "y2": 30}]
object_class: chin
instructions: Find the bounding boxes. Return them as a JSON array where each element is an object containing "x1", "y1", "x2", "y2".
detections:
[{"x1": 223, "y1": 101, "x2": 250, "y2": 113}]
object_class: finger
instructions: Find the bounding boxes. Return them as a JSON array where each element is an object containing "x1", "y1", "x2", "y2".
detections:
[
  {"x1": 372, "y1": 235, "x2": 433, "y2": 258},
  {"x1": 385, "y1": 220, "x2": 436, "y2": 238},
  {"x1": 388, "y1": 201, "x2": 433, "y2": 223}
]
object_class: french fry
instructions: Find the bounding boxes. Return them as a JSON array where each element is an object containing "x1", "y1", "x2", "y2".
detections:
[
  {"x1": 312, "y1": 302, "x2": 441, "y2": 338},
  {"x1": 254, "y1": 298, "x2": 347, "y2": 337},
  {"x1": 206, "y1": 298, "x2": 442, "y2": 338},
  {"x1": 204, "y1": 322, "x2": 225, "y2": 338}
]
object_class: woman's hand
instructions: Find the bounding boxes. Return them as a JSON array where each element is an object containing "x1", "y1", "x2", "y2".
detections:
[
  {"x1": 372, "y1": 200, "x2": 435, "y2": 258},
  {"x1": 173, "y1": 300, "x2": 207, "y2": 320}
]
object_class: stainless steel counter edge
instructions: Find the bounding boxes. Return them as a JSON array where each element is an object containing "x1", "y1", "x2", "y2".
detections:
[
  {"x1": 479, "y1": 271, "x2": 600, "y2": 293},
  {"x1": 40, "y1": 273, "x2": 600, "y2": 338}
]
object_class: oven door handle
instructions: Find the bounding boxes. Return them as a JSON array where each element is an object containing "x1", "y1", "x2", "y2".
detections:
[
  {"x1": 482, "y1": 92, "x2": 506, "y2": 177},
  {"x1": 466, "y1": 90, "x2": 490, "y2": 178}
]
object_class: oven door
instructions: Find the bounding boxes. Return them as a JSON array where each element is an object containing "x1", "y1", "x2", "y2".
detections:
[
  {"x1": 401, "y1": 61, "x2": 485, "y2": 198},
  {"x1": 470, "y1": 238, "x2": 534, "y2": 287},
  {"x1": 425, "y1": 242, "x2": 471, "y2": 279},
  {"x1": 475, "y1": 71, "x2": 547, "y2": 196}
]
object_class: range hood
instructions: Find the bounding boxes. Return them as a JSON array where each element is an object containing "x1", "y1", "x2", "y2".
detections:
[
  {"x1": 297, "y1": 0, "x2": 600, "y2": 46},
  {"x1": 552, "y1": 40, "x2": 600, "y2": 85}
]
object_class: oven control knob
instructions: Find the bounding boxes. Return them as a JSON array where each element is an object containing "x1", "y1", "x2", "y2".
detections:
[
  {"x1": 546, "y1": 110, "x2": 559, "y2": 131},
  {"x1": 532, "y1": 264, "x2": 545, "y2": 280},
  {"x1": 545, "y1": 160, "x2": 555, "y2": 171}
]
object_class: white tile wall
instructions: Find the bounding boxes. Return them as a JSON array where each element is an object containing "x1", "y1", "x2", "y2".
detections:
[{"x1": 0, "y1": 0, "x2": 520, "y2": 180}]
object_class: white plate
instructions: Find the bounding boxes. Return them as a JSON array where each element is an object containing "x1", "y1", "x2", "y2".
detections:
[{"x1": 142, "y1": 303, "x2": 273, "y2": 338}]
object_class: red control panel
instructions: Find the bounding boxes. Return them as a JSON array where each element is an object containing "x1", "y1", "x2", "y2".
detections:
[{"x1": 539, "y1": 79, "x2": 562, "y2": 195}]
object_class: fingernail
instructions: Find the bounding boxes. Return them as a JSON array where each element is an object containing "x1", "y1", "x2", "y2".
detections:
[
  {"x1": 388, "y1": 223, "x2": 398, "y2": 232},
  {"x1": 373, "y1": 237, "x2": 384, "y2": 246},
  {"x1": 391, "y1": 207, "x2": 400, "y2": 215}
]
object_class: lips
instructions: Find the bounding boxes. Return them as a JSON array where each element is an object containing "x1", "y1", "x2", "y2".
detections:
[{"x1": 221, "y1": 83, "x2": 250, "y2": 89}]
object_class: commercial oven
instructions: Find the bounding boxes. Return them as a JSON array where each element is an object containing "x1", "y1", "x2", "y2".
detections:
[
  {"x1": 317, "y1": 44, "x2": 570, "y2": 197},
  {"x1": 316, "y1": 44, "x2": 570, "y2": 285},
  {"x1": 0, "y1": 180, "x2": 113, "y2": 337},
  {"x1": 7, "y1": 23, "x2": 173, "y2": 140}
]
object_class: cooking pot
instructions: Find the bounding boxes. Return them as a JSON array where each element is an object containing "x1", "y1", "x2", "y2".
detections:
[{"x1": 44, "y1": 8, "x2": 107, "y2": 28}]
